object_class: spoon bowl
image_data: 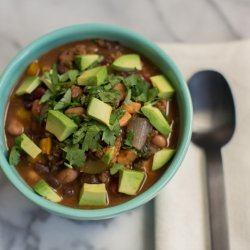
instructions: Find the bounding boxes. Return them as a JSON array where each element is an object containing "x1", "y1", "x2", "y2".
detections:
[{"x1": 189, "y1": 70, "x2": 236, "y2": 148}]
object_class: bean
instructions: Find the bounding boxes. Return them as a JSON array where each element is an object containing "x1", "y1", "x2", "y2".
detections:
[
  {"x1": 46, "y1": 175, "x2": 61, "y2": 189},
  {"x1": 31, "y1": 100, "x2": 42, "y2": 116},
  {"x1": 57, "y1": 169, "x2": 78, "y2": 184},
  {"x1": 64, "y1": 107, "x2": 85, "y2": 116},
  {"x1": 62, "y1": 187, "x2": 75, "y2": 197},
  {"x1": 151, "y1": 134, "x2": 167, "y2": 148},
  {"x1": 30, "y1": 86, "x2": 46, "y2": 100},
  {"x1": 6, "y1": 119, "x2": 24, "y2": 136},
  {"x1": 98, "y1": 171, "x2": 110, "y2": 184},
  {"x1": 71, "y1": 85, "x2": 83, "y2": 98},
  {"x1": 34, "y1": 163, "x2": 50, "y2": 175}
]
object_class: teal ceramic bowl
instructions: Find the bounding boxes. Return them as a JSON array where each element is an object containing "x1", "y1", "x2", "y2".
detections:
[{"x1": 0, "y1": 24, "x2": 192, "y2": 220}]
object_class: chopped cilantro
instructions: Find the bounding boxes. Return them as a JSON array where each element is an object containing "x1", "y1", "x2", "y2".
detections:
[
  {"x1": 39, "y1": 90, "x2": 53, "y2": 104},
  {"x1": 124, "y1": 130, "x2": 134, "y2": 148},
  {"x1": 64, "y1": 144, "x2": 86, "y2": 167},
  {"x1": 53, "y1": 89, "x2": 71, "y2": 110}
]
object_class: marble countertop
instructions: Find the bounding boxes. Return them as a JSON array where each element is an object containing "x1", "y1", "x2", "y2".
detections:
[{"x1": 0, "y1": 0, "x2": 249, "y2": 249}]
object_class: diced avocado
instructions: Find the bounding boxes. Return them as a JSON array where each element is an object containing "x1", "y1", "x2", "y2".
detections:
[
  {"x1": 101, "y1": 146, "x2": 115, "y2": 165},
  {"x1": 118, "y1": 169, "x2": 145, "y2": 195},
  {"x1": 79, "y1": 183, "x2": 107, "y2": 206},
  {"x1": 150, "y1": 75, "x2": 175, "y2": 99},
  {"x1": 87, "y1": 97, "x2": 112, "y2": 127},
  {"x1": 112, "y1": 54, "x2": 142, "y2": 71},
  {"x1": 141, "y1": 105, "x2": 172, "y2": 136},
  {"x1": 77, "y1": 66, "x2": 107, "y2": 85},
  {"x1": 16, "y1": 76, "x2": 41, "y2": 96},
  {"x1": 19, "y1": 133, "x2": 42, "y2": 159},
  {"x1": 40, "y1": 71, "x2": 53, "y2": 91},
  {"x1": 152, "y1": 149, "x2": 175, "y2": 171},
  {"x1": 75, "y1": 54, "x2": 102, "y2": 71},
  {"x1": 45, "y1": 110, "x2": 78, "y2": 141},
  {"x1": 33, "y1": 179, "x2": 62, "y2": 202}
]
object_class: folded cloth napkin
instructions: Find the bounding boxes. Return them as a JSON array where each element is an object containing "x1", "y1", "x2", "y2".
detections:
[{"x1": 155, "y1": 40, "x2": 250, "y2": 250}]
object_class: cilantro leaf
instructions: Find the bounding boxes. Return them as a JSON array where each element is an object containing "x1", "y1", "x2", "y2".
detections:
[
  {"x1": 73, "y1": 124, "x2": 88, "y2": 144},
  {"x1": 102, "y1": 128, "x2": 116, "y2": 145},
  {"x1": 98, "y1": 90, "x2": 121, "y2": 103},
  {"x1": 146, "y1": 87, "x2": 159, "y2": 105},
  {"x1": 54, "y1": 89, "x2": 71, "y2": 110},
  {"x1": 39, "y1": 90, "x2": 53, "y2": 104},
  {"x1": 51, "y1": 64, "x2": 59, "y2": 85},
  {"x1": 64, "y1": 144, "x2": 86, "y2": 167},
  {"x1": 58, "y1": 70, "x2": 79, "y2": 82},
  {"x1": 124, "y1": 88, "x2": 131, "y2": 105},
  {"x1": 124, "y1": 130, "x2": 134, "y2": 148},
  {"x1": 82, "y1": 125, "x2": 101, "y2": 151},
  {"x1": 9, "y1": 146, "x2": 21, "y2": 166}
]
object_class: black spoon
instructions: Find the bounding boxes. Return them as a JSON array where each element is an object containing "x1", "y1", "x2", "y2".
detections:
[{"x1": 188, "y1": 70, "x2": 236, "y2": 250}]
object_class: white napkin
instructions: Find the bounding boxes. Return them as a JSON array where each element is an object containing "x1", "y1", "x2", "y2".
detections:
[{"x1": 156, "y1": 40, "x2": 250, "y2": 250}]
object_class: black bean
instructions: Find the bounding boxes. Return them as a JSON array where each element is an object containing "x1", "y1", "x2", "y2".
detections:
[
  {"x1": 46, "y1": 175, "x2": 61, "y2": 189},
  {"x1": 62, "y1": 187, "x2": 75, "y2": 197},
  {"x1": 23, "y1": 100, "x2": 33, "y2": 109},
  {"x1": 98, "y1": 171, "x2": 110, "y2": 184},
  {"x1": 34, "y1": 163, "x2": 49, "y2": 175}
]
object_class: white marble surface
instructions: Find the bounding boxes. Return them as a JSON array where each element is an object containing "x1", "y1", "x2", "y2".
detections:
[{"x1": 0, "y1": 0, "x2": 249, "y2": 250}]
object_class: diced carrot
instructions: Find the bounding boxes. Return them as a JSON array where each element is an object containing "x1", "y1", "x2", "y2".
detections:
[
  {"x1": 16, "y1": 107, "x2": 31, "y2": 121},
  {"x1": 42, "y1": 65, "x2": 51, "y2": 73},
  {"x1": 39, "y1": 137, "x2": 52, "y2": 155},
  {"x1": 119, "y1": 112, "x2": 132, "y2": 127},
  {"x1": 117, "y1": 150, "x2": 137, "y2": 165},
  {"x1": 26, "y1": 61, "x2": 40, "y2": 76},
  {"x1": 122, "y1": 102, "x2": 141, "y2": 114}
]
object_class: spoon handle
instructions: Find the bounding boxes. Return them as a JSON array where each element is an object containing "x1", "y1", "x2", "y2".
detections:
[{"x1": 205, "y1": 148, "x2": 229, "y2": 250}]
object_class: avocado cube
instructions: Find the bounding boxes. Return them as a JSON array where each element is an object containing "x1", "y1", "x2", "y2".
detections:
[
  {"x1": 118, "y1": 169, "x2": 145, "y2": 195},
  {"x1": 33, "y1": 179, "x2": 62, "y2": 202},
  {"x1": 79, "y1": 183, "x2": 107, "y2": 206},
  {"x1": 101, "y1": 146, "x2": 115, "y2": 165},
  {"x1": 45, "y1": 110, "x2": 78, "y2": 141},
  {"x1": 77, "y1": 66, "x2": 107, "y2": 85},
  {"x1": 112, "y1": 54, "x2": 142, "y2": 71},
  {"x1": 152, "y1": 149, "x2": 175, "y2": 171},
  {"x1": 87, "y1": 97, "x2": 112, "y2": 127},
  {"x1": 150, "y1": 75, "x2": 175, "y2": 99},
  {"x1": 141, "y1": 105, "x2": 172, "y2": 136},
  {"x1": 19, "y1": 133, "x2": 42, "y2": 159},
  {"x1": 16, "y1": 76, "x2": 41, "y2": 96},
  {"x1": 75, "y1": 54, "x2": 102, "y2": 71}
]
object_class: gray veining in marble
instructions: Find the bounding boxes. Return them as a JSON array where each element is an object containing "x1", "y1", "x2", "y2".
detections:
[{"x1": 0, "y1": 0, "x2": 249, "y2": 249}]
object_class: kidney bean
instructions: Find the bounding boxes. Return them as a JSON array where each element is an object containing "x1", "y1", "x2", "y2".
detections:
[
  {"x1": 34, "y1": 163, "x2": 49, "y2": 175},
  {"x1": 46, "y1": 175, "x2": 61, "y2": 189},
  {"x1": 31, "y1": 86, "x2": 46, "y2": 100},
  {"x1": 31, "y1": 100, "x2": 42, "y2": 116},
  {"x1": 57, "y1": 169, "x2": 78, "y2": 184}
]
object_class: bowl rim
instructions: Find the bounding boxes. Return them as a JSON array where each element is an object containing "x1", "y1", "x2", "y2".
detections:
[{"x1": 0, "y1": 23, "x2": 192, "y2": 219}]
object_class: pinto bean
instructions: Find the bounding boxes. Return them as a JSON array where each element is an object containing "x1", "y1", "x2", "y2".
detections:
[
  {"x1": 151, "y1": 134, "x2": 167, "y2": 148},
  {"x1": 31, "y1": 100, "x2": 42, "y2": 116},
  {"x1": 6, "y1": 119, "x2": 24, "y2": 136},
  {"x1": 57, "y1": 169, "x2": 78, "y2": 184},
  {"x1": 71, "y1": 85, "x2": 83, "y2": 98},
  {"x1": 64, "y1": 107, "x2": 85, "y2": 116}
]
